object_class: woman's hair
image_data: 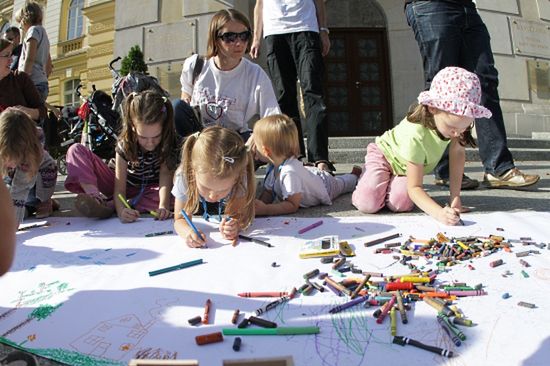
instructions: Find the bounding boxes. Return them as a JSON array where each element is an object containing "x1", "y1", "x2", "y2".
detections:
[
  {"x1": 180, "y1": 126, "x2": 255, "y2": 229},
  {"x1": 253, "y1": 114, "x2": 301, "y2": 159},
  {"x1": 15, "y1": 1, "x2": 43, "y2": 26},
  {"x1": 0, "y1": 39, "x2": 12, "y2": 53},
  {"x1": 206, "y1": 8, "x2": 252, "y2": 58},
  {"x1": 407, "y1": 102, "x2": 476, "y2": 147},
  {"x1": 119, "y1": 90, "x2": 178, "y2": 169},
  {"x1": 0, "y1": 109, "x2": 42, "y2": 176}
]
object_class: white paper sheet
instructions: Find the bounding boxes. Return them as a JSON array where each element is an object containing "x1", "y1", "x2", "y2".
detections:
[{"x1": 1, "y1": 211, "x2": 549, "y2": 366}]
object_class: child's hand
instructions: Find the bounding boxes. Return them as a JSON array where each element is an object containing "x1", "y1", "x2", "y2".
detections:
[
  {"x1": 119, "y1": 207, "x2": 140, "y2": 223},
  {"x1": 219, "y1": 217, "x2": 239, "y2": 242},
  {"x1": 185, "y1": 228, "x2": 207, "y2": 248},
  {"x1": 437, "y1": 205, "x2": 461, "y2": 226},
  {"x1": 152, "y1": 207, "x2": 171, "y2": 221}
]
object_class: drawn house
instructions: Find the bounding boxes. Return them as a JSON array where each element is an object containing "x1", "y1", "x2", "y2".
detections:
[{"x1": 70, "y1": 314, "x2": 149, "y2": 360}]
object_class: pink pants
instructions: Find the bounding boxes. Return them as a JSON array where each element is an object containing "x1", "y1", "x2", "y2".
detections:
[
  {"x1": 64, "y1": 143, "x2": 161, "y2": 212},
  {"x1": 352, "y1": 143, "x2": 414, "y2": 213}
]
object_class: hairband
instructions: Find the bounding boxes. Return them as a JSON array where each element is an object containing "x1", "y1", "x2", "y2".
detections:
[
  {"x1": 223, "y1": 157, "x2": 235, "y2": 164},
  {"x1": 162, "y1": 96, "x2": 167, "y2": 103}
]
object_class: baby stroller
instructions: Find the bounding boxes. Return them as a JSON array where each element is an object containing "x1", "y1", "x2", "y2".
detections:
[
  {"x1": 109, "y1": 56, "x2": 170, "y2": 114},
  {"x1": 81, "y1": 84, "x2": 120, "y2": 160}
]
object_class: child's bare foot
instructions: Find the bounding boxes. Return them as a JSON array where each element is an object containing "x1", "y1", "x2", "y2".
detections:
[{"x1": 351, "y1": 165, "x2": 362, "y2": 179}]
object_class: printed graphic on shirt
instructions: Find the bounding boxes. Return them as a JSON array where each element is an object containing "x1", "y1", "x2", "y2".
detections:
[{"x1": 195, "y1": 88, "x2": 236, "y2": 127}]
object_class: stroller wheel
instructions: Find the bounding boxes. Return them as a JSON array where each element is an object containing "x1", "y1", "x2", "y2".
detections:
[{"x1": 57, "y1": 155, "x2": 68, "y2": 175}]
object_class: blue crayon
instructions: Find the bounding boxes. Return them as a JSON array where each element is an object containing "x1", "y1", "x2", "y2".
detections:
[
  {"x1": 180, "y1": 210, "x2": 203, "y2": 239},
  {"x1": 329, "y1": 295, "x2": 369, "y2": 314}
]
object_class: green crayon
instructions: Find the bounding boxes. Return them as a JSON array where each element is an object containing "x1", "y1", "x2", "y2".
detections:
[{"x1": 222, "y1": 326, "x2": 320, "y2": 336}]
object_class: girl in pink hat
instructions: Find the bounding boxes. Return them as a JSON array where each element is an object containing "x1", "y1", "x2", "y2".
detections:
[{"x1": 352, "y1": 67, "x2": 491, "y2": 225}]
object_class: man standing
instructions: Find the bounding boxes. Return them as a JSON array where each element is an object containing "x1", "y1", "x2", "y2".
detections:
[
  {"x1": 251, "y1": 0, "x2": 333, "y2": 173},
  {"x1": 405, "y1": 0, "x2": 539, "y2": 189},
  {"x1": 3, "y1": 26, "x2": 22, "y2": 71}
]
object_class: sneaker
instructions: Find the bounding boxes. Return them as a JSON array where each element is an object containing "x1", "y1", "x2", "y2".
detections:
[
  {"x1": 35, "y1": 199, "x2": 53, "y2": 219},
  {"x1": 483, "y1": 168, "x2": 540, "y2": 188},
  {"x1": 434, "y1": 175, "x2": 479, "y2": 190},
  {"x1": 351, "y1": 165, "x2": 362, "y2": 179},
  {"x1": 75, "y1": 193, "x2": 114, "y2": 219}
]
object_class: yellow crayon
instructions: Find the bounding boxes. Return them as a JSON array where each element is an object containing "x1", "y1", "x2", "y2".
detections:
[
  {"x1": 117, "y1": 193, "x2": 132, "y2": 209},
  {"x1": 390, "y1": 307, "x2": 397, "y2": 336},
  {"x1": 149, "y1": 210, "x2": 159, "y2": 217},
  {"x1": 399, "y1": 276, "x2": 431, "y2": 283},
  {"x1": 456, "y1": 241, "x2": 471, "y2": 251}
]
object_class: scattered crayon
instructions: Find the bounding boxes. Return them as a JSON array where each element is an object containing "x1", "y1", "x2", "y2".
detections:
[
  {"x1": 144, "y1": 230, "x2": 174, "y2": 237},
  {"x1": 232, "y1": 337, "x2": 242, "y2": 351},
  {"x1": 453, "y1": 317, "x2": 474, "y2": 327},
  {"x1": 517, "y1": 301, "x2": 536, "y2": 309},
  {"x1": 202, "y1": 299, "x2": 212, "y2": 325},
  {"x1": 489, "y1": 259, "x2": 503, "y2": 268},
  {"x1": 231, "y1": 309, "x2": 240, "y2": 324},
  {"x1": 237, "y1": 318, "x2": 249, "y2": 329},
  {"x1": 519, "y1": 259, "x2": 530, "y2": 267},
  {"x1": 521, "y1": 270, "x2": 529, "y2": 278},
  {"x1": 365, "y1": 233, "x2": 402, "y2": 247},
  {"x1": 195, "y1": 332, "x2": 223, "y2": 345},
  {"x1": 298, "y1": 220, "x2": 324, "y2": 234},
  {"x1": 248, "y1": 316, "x2": 277, "y2": 328},
  {"x1": 188, "y1": 315, "x2": 202, "y2": 326},
  {"x1": 393, "y1": 336, "x2": 453, "y2": 358}
]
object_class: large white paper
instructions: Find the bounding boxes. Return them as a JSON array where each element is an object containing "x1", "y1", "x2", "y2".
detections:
[{"x1": 1, "y1": 212, "x2": 549, "y2": 366}]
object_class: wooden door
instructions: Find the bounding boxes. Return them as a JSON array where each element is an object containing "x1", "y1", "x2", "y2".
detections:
[{"x1": 324, "y1": 28, "x2": 393, "y2": 136}]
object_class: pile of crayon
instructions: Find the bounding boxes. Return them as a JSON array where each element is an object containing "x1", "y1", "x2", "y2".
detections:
[{"x1": 370, "y1": 232, "x2": 547, "y2": 272}]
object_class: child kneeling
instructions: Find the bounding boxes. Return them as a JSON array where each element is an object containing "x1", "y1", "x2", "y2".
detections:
[
  {"x1": 352, "y1": 67, "x2": 491, "y2": 225},
  {"x1": 253, "y1": 114, "x2": 360, "y2": 216}
]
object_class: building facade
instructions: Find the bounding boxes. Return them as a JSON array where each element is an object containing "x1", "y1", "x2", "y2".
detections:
[{"x1": 3, "y1": 0, "x2": 550, "y2": 136}]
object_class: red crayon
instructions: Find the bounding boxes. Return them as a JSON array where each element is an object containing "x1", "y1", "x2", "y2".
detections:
[
  {"x1": 237, "y1": 292, "x2": 288, "y2": 298},
  {"x1": 195, "y1": 331, "x2": 223, "y2": 345},
  {"x1": 385, "y1": 282, "x2": 414, "y2": 291},
  {"x1": 489, "y1": 259, "x2": 503, "y2": 268},
  {"x1": 203, "y1": 299, "x2": 212, "y2": 324}
]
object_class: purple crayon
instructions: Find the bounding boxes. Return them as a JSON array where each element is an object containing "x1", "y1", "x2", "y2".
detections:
[{"x1": 329, "y1": 295, "x2": 369, "y2": 314}]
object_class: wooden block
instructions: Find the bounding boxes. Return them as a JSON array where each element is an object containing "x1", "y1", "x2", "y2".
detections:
[
  {"x1": 128, "y1": 360, "x2": 199, "y2": 366},
  {"x1": 223, "y1": 356, "x2": 294, "y2": 366}
]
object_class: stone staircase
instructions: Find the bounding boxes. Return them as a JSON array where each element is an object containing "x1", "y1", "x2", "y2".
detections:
[{"x1": 326, "y1": 136, "x2": 550, "y2": 164}]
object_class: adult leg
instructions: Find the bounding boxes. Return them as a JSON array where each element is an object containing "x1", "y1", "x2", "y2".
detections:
[
  {"x1": 265, "y1": 34, "x2": 306, "y2": 157},
  {"x1": 405, "y1": 2, "x2": 472, "y2": 183},
  {"x1": 461, "y1": 8, "x2": 514, "y2": 176},
  {"x1": 351, "y1": 143, "x2": 393, "y2": 213},
  {"x1": 172, "y1": 99, "x2": 201, "y2": 138},
  {"x1": 291, "y1": 31, "x2": 329, "y2": 163}
]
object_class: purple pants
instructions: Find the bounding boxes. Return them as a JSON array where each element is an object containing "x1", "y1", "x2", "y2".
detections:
[
  {"x1": 64, "y1": 143, "x2": 161, "y2": 212},
  {"x1": 352, "y1": 143, "x2": 414, "y2": 213}
]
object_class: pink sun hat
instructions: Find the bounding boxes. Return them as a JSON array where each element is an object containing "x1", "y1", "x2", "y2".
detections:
[{"x1": 417, "y1": 66, "x2": 492, "y2": 119}]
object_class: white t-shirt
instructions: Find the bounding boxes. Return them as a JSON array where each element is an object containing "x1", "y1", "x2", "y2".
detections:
[
  {"x1": 263, "y1": 0, "x2": 319, "y2": 37},
  {"x1": 18, "y1": 25, "x2": 49, "y2": 85},
  {"x1": 263, "y1": 157, "x2": 332, "y2": 207},
  {"x1": 180, "y1": 54, "x2": 280, "y2": 134}
]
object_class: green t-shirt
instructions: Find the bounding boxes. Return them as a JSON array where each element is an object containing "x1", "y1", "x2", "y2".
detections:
[{"x1": 376, "y1": 118, "x2": 450, "y2": 176}]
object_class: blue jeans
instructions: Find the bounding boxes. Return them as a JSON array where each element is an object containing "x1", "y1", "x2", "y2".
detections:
[
  {"x1": 265, "y1": 31, "x2": 329, "y2": 163},
  {"x1": 35, "y1": 82, "x2": 49, "y2": 103},
  {"x1": 405, "y1": 1, "x2": 514, "y2": 178},
  {"x1": 172, "y1": 98, "x2": 251, "y2": 142}
]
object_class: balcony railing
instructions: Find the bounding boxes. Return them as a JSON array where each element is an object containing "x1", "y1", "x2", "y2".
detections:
[{"x1": 57, "y1": 37, "x2": 85, "y2": 57}]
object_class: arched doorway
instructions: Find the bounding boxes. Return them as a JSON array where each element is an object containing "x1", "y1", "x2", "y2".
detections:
[{"x1": 325, "y1": 0, "x2": 392, "y2": 136}]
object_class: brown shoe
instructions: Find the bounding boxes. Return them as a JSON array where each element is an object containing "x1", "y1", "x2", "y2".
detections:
[
  {"x1": 35, "y1": 199, "x2": 53, "y2": 219},
  {"x1": 75, "y1": 193, "x2": 114, "y2": 219},
  {"x1": 434, "y1": 175, "x2": 479, "y2": 190},
  {"x1": 483, "y1": 168, "x2": 540, "y2": 189}
]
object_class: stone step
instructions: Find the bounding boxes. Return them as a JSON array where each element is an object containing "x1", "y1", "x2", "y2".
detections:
[
  {"x1": 325, "y1": 136, "x2": 550, "y2": 149},
  {"x1": 328, "y1": 147, "x2": 550, "y2": 164}
]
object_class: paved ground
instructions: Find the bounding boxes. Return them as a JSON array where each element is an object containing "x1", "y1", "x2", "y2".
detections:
[{"x1": 2, "y1": 161, "x2": 549, "y2": 365}]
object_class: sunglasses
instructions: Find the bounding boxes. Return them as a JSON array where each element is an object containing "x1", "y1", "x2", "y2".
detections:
[{"x1": 217, "y1": 30, "x2": 251, "y2": 43}]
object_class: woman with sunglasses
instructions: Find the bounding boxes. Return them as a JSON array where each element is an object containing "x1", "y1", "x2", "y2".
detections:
[{"x1": 173, "y1": 8, "x2": 280, "y2": 142}]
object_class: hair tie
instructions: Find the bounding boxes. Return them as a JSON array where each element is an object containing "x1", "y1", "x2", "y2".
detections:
[
  {"x1": 223, "y1": 157, "x2": 235, "y2": 164},
  {"x1": 162, "y1": 96, "x2": 167, "y2": 103}
]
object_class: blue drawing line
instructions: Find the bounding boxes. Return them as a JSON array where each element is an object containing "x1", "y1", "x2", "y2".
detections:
[{"x1": 126, "y1": 252, "x2": 137, "y2": 257}]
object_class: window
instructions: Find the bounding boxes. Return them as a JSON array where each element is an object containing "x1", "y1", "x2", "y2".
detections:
[
  {"x1": 64, "y1": 79, "x2": 81, "y2": 106},
  {"x1": 67, "y1": 0, "x2": 84, "y2": 40}
]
